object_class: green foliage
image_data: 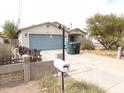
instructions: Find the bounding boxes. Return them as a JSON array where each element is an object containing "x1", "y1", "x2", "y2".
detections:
[
  {"x1": 3, "y1": 20, "x2": 18, "y2": 39},
  {"x1": 81, "y1": 37, "x2": 95, "y2": 50},
  {"x1": 118, "y1": 40, "x2": 124, "y2": 49},
  {"x1": 86, "y1": 13, "x2": 124, "y2": 49},
  {"x1": 66, "y1": 80, "x2": 105, "y2": 93},
  {"x1": 0, "y1": 44, "x2": 13, "y2": 61}
]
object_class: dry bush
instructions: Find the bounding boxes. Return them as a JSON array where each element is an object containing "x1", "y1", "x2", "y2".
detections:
[
  {"x1": 84, "y1": 49, "x2": 117, "y2": 58},
  {"x1": 81, "y1": 37, "x2": 95, "y2": 50},
  {"x1": 66, "y1": 80, "x2": 105, "y2": 93},
  {"x1": 39, "y1": 74, "x2": 61, "y2": 93},
  {"x1": 39, "y1": 74, "x2": 105, "y2": 93},
  {"x1": 0, "y1": 44, "x2": 13, "y2": 60}
]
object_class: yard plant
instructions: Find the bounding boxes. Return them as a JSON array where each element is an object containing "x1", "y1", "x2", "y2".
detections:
[
  {"x1": 39, "y1": 74, "x2": 105, "y2": 93},
  {"x1": 0, "y1": 44, "x2": 13, "y2": 65},
  {"x1": 86, "y1": 13, "x2": 124, "y2": 49},
  {"x1": 81, "y1": 37, "x2": 95, "y2": 50},
  {"x1": 66, "y1": 80, "x2": 105, "y2": 93},
  {"x1": 0, "y1": 44, "x2": 13, "y2": 60},
  {"x1": 3, "y1": 20, "x2": 18, "y2": 39},
  {"x1": 39, "y1": 74, "x2": 59, "y2": 93}
]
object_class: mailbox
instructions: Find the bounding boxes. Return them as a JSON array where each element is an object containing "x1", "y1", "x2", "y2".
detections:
[{"x1": 54, "y1": 59, "x2": 70, "y2": 72}]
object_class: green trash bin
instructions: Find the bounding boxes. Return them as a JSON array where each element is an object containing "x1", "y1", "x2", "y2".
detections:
[
  {"x1": 66, "y1": 42, "x2": 80, "y2": 54},
  {"x1": 68, "y1": 42, "x2": 75, "y2": 54},
  {"x1": 75, "y1": 42, "x2": 80, "y2": 54}
]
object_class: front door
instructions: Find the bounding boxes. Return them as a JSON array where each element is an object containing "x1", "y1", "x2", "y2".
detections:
[{"x1": 69, "y1": 35, "x2": 75, "y2": 42}]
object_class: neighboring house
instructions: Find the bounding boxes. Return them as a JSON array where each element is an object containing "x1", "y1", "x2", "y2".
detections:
[
  {"x1": 68, "y1": 28, "x2": 86, "y2": 42},
  {"x1": 18, "y1": 22, "x2": 86, "y2": 50}
]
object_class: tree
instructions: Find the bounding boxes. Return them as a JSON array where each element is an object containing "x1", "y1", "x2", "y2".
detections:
[
  {"x1": 3, "y1": 20, "x2": 18, "y2": 39},
  {"x1": 86, "y1": 13, "x2": 124, "y2": 49}
]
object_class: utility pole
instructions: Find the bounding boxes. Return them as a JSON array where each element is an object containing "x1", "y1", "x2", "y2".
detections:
[{"x1": 17, "y1": 0, "x2": 21, "y2": 30}]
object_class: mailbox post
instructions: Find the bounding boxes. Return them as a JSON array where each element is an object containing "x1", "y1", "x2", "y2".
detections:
[
  {"x1": 58, "y1": 24, "x2": 65, "y2": 93},
  {"x1": 54, "y1": 59, "x2": 70, "y2": 93}
]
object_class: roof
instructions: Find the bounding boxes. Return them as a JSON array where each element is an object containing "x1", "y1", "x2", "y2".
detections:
[
  {"x1": 18, "y1": 21, "x2": 87, "y2": 36},
  {"x1": 68, "y1": 28, "x2": 87, "y2": 35},
  {"x1": 18, "y1": 21, "x2": 68, "y2": 34},
  {"x1": 52, "y1": 21, "x2": 67, "y2": 29},
  {"x1": 19, "y1": 22, "x2": 56, "y2": 31}
]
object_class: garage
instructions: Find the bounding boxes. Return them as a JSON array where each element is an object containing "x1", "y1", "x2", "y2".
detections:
[{"x1": 29, "y1": 34, "x2": 63, "y2": 50}]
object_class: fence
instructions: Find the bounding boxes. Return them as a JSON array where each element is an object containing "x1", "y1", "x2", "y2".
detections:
[
  {"x1": 0, "y1": 63, "x2": 24, "y2": 84},
  {"x1": 0, "y1": 56, "x2": 42, "y2": 66},
  {"x1": 0, "y1": 56, "x2": 23, "y2": 66},
  {"x1": 0, "y1": 55, "x2": 57, "y2": 84}
]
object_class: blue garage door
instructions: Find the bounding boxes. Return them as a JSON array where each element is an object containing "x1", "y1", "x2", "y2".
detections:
[{"x1": 29, "y1": 34, "x2": 63, "y2": 50}]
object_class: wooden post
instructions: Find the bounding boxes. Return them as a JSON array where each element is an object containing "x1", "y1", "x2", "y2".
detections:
[{"x1": 117, "y1": 47, "x2": 122, "y2": 59}]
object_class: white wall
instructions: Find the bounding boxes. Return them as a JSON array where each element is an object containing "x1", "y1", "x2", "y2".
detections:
[{"x1": 18, "y1": 24, "x2": 68, "y2": 48}]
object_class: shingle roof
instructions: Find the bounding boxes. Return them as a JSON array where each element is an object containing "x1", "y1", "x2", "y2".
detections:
[
  {"x1": 69, "y1": 28, "x2": 87, "y2": 35},
  {"x1": 18, "y1": 21, "x2": 87, "y2": 36},
  {"x1": 19, "y1": 22, "x2": 54, "y2": 31},
  {"x1": 52, "y1": 21, "x2": 67, "y2": 28},
  {"x1": 18, "y1": 21, "x2": 68, "y2": 34}
]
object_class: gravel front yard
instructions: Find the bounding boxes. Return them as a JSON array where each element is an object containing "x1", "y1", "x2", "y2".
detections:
[{"x1": 0, "y1": 80, "x2": 40, "y2": 93}]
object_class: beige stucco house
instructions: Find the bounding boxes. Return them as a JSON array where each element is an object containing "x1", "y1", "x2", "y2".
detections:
[
  {"x1": 68, "y1": 28, "x2": 86, "y2": 42},
  {"x1": 18, "y1": 22, "x2": 86, "y2": 50}
]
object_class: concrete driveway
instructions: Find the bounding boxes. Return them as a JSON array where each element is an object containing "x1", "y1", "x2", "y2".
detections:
[{"x1": 42, "y1": 50, "x2": 124, "y2": 93}]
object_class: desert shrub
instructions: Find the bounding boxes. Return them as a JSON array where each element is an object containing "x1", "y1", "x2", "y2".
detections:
[
  {"x1": 0, "y1": 44, "x2": 13, "y2": 61},
  {"x1": 66, "y1": 80, "x2": 105, "y2": 93},
  {"x1": 39, "y1": 74, "x2": 105, "y2": 93},
  {"x1": 39, "y1": 73, "x2": 59, "y2": 93},
  {"x1": 81, "y1": 37, "x2": 95, "y2": 50}
]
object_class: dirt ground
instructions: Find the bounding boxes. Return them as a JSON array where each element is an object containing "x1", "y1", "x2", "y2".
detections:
[
  {"x1": 0, "y1": 80, "x2": 40, "y2": 93},
  {"x1": 81, "y1": 49, "x2": 117, "y2": 58}
]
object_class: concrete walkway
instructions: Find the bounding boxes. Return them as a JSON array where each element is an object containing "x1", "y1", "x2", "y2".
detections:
[{"x1": 42, "y1": 50, "x2": 124, "y2": 93}]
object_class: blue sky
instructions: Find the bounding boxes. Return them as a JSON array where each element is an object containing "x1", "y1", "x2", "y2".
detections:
[
  {"x1": 106, "y1": 0, "x2": 116, "y2": 4},
  {"x1": 0, "y1": 0, "x2": 124, "y2": 31},
  {"x1": 106, "y1": 0, "x2": 123, "y2": 4}
]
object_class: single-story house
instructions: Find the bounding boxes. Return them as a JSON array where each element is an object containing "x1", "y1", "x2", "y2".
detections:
[
  {"x1": 18, "y1": 22, "x2": 86, "y2": 50},
  {"x1": 68, "y1": 28, "x2": 86, "y2": 42}
]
